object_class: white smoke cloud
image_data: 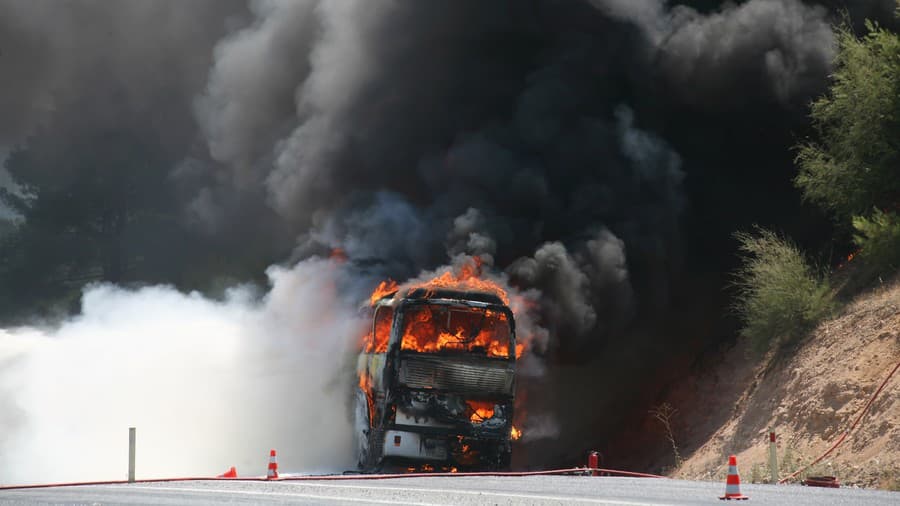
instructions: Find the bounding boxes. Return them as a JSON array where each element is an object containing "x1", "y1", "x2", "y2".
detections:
[
  {"x1": 0, "y1": 257, "x2": 364, "y2": 484},
  {"x1": 521, "y1": 413, "x2": 561, "y2": 442}
]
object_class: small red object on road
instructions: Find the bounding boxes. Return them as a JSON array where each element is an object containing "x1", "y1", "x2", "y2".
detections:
[
  {"x1": 588, "y1": 451, "x2": 602, "y2": 476},
  {"x1": 217, "y1": 466, "x2": 238, "y2": 478}
]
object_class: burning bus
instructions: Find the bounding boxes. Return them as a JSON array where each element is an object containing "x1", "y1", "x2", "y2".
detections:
[{"x1": 354, "y1": 269, "x2": 520, "y2": 471}]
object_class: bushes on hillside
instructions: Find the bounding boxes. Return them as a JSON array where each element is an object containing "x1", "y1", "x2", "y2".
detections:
[
  {"x1": 852, "y1": 209, "x2": 900, "y2": 283},
  {"x1": 791, "y1": 18, "x2": 900, "y2": 299},
  {"x1": 733, "y1": 228, "x2": 835, "y2": 353},
  {"x1": 794, "y1": 22, "x2": 900, "y2": 219},
  {"x1": 732, "y1": 14, "x2": 899, "y2": 352}
]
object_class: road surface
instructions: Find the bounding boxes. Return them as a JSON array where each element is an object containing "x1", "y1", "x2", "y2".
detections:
[{"x1": 2, "y1": 475, "x2": 898, "y2": 505}]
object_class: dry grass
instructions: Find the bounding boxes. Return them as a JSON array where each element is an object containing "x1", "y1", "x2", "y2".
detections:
[{"x1": 673, "y1": 276, "x2": 900, "y2": 489}]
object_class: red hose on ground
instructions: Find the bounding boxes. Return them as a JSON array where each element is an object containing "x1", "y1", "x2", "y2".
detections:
[
  {"x1": 778, "y1": 358, "x2": 900, "y2": 484},
  {"x1": 0, "y1": 476, "x2": 226, "y2": 491},
  {"x1": 0, "y1": 467, "x2": 666, "y2": 491}
]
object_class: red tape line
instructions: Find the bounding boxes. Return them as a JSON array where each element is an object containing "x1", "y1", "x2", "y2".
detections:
[{"x1": 0, "y1": 466, "x2": 666, "y2": 490}]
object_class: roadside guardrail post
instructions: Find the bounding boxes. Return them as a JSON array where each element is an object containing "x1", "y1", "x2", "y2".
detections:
[
  {"x1": 768, "y1": 428, "x2": 778, "y2": 484},
  {"x1": 128, "y1": 427, "x2": 136, "y2": 483}
]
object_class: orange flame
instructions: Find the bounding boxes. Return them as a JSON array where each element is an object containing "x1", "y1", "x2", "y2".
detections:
[
  {"x1": 467, "y1": 400, "x2": 495, "y2": 423},
  {"x1": 329, "y1": 247, "x2": 348, "y2": 263},
  {"x1": 361, "y1": 305, "x2": 394, "y2": 353},
  {"x1": 510, "y1": 425, "x2": 522, "y2": 441},
  {"x1": 400, "y1": 307, "x2": 517, "y2": 358},
  {"x1": 411, "y1": 257, "x2": 510, "y2": 306},
  {"x1": 363, "y1": 257, "x2": 524, "y2": 358},
  {"x1": 370, "y1": 279, "x2": 399, "y2": 305},
  {"x1": 358, "y1": 370, "x2": 376, "y2": 426},
  {"x1": 837, "y1": 248, "x2": 862, "y2": 270}
]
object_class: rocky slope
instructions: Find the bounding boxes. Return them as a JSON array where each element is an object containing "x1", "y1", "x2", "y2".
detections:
[{"x1": 657, "y1": 277, "x2": 900, "y2": 489}]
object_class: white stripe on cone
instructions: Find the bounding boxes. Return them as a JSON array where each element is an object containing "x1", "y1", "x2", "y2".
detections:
[
  {"x1": 267, "y1": 449, "x2": 279, "y2": 479},
  {"x1": 724, "y1": 466, "x2": 741, "y2": 495},
  {"x1": 720, "y1": 455, "x2": 748, "y2": 500}
]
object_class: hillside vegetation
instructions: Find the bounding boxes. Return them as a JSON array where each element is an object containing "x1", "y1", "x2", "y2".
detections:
[
  {"x1": 731, "y1": 16, "x2": 899, "y2": 356},
  {"x1": 659, "y1": 14, "x2": 900, "y2": 490},
  {"x1": 676, "y1": 276, "x2": 900, "y2": 489}
]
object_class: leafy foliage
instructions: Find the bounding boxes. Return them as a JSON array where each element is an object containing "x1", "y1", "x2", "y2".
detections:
[
  {"x1": 0, "y1": 89, "x2": 194, "y2": 321},
  {"x1": 733, "y1": 228, "x2": 835, "y2": 353},
  {"x1": 795, "y1": 22, "x2": 900, "y2": 218},
  {"x1": 851, "y1": 209, "x2": 900, "y2": 282},
  {"x1": 0, "y1": 218, "x2": 13, "y2": 238}
]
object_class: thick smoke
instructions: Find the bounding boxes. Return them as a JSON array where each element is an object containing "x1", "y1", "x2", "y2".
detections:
[
  {"x1": 195, "y1": 2, "x2": 687, "y2": 356},
  {"x1": 0, "y1": 0, "x2": 885, "y2": 479},
  {"x1": 447, "y1": 208, "x2": 499, "y2": 264},
  {"x1": 0, "y1": 0, "x2": 246, "y2": 146},
  {"x1": 185, "y1": 0, "x2": 846, "y2": 467},
  {"x1": 190, "y1": 0, "x2": 834, "y2": 323},
  {"x1": 0, "y1": 149, "x2": 12, "y2": 220},
  {"x1": 0, "y1": 258, "x2": 363, "y2": 483},
  {"x1": 592, "y1": 0, "x2": 835, "y2": 105}
]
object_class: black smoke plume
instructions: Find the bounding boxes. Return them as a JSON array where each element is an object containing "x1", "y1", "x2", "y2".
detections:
[{"x1": 2, "y1": 0, "x2": 895, "y2": 469}]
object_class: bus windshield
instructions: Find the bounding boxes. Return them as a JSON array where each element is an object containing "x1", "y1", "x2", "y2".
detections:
[{"x1": 399, "y1": 305, "x2": 514, "y2": 359}]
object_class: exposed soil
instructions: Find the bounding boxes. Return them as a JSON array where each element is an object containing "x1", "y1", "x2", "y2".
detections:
[{"x1": 646, "y1": 277, "x2": 900, "y2": 489}]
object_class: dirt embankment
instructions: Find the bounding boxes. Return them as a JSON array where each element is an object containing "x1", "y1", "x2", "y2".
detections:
[{"x1": 653, "y1": 278, "x2": 900, "y2": 489}]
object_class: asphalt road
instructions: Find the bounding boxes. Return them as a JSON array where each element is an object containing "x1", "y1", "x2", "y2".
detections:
[{"x1": 2, "y1": 476, "x2": 898, "y2": 505}]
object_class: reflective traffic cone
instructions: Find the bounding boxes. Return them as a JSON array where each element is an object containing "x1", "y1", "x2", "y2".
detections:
[
  {"x1": 267, "y1": 449, "x2": 279, "y2": 480},
  {"x1": 217, "y1": 466, "x2": 238, "y2": 478},
  {"x1": 719, "y1": 455, "x2": 749, "y2": 500}
]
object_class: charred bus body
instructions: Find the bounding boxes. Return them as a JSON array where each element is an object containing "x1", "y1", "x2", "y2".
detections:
[{"x1": 355, "y1": 288, "x2": 517, "y2": 471}]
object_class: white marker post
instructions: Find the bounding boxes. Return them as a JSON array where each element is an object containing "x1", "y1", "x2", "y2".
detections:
[
  {"x1": 128, "y1": 427, "x2": 136, "y2": 483},
  {"x1": 768, "y1": 428, "x2": 778, "y2": 484}
]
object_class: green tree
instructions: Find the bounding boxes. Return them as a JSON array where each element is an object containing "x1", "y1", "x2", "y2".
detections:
[
  {"x1": 3, "y1": 132, "x2": 171, "y2": 281},
  {"x1": 0, "y1": 90, "x2": 185, "y2": 320},
  {"x1": 0, "y1": 81, "x2": 292, "y2": 323},
  {"x1": 733, "y1": 228, "x2": 835, "y2": 353},
  {"x1": 795, "y1": 22, "x2": 900, "y2": 218},
  {"x1": 851, "y1": 208, "x2": 900, "y2": 282},
  {"x1": 0, "y1": 217, "x2": 12, "y2": 238}
]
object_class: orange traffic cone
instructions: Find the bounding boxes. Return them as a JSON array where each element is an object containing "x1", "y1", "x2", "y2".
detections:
[
  {"x1": 217, "y1": 466, "x2": 238, "y2": 478},
  {"x1": 267, "y1": 449, "x2": 279, "y2": 480},
  {"x1": 719, "y1": 455, "x2": 749, "y2": 500}
]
